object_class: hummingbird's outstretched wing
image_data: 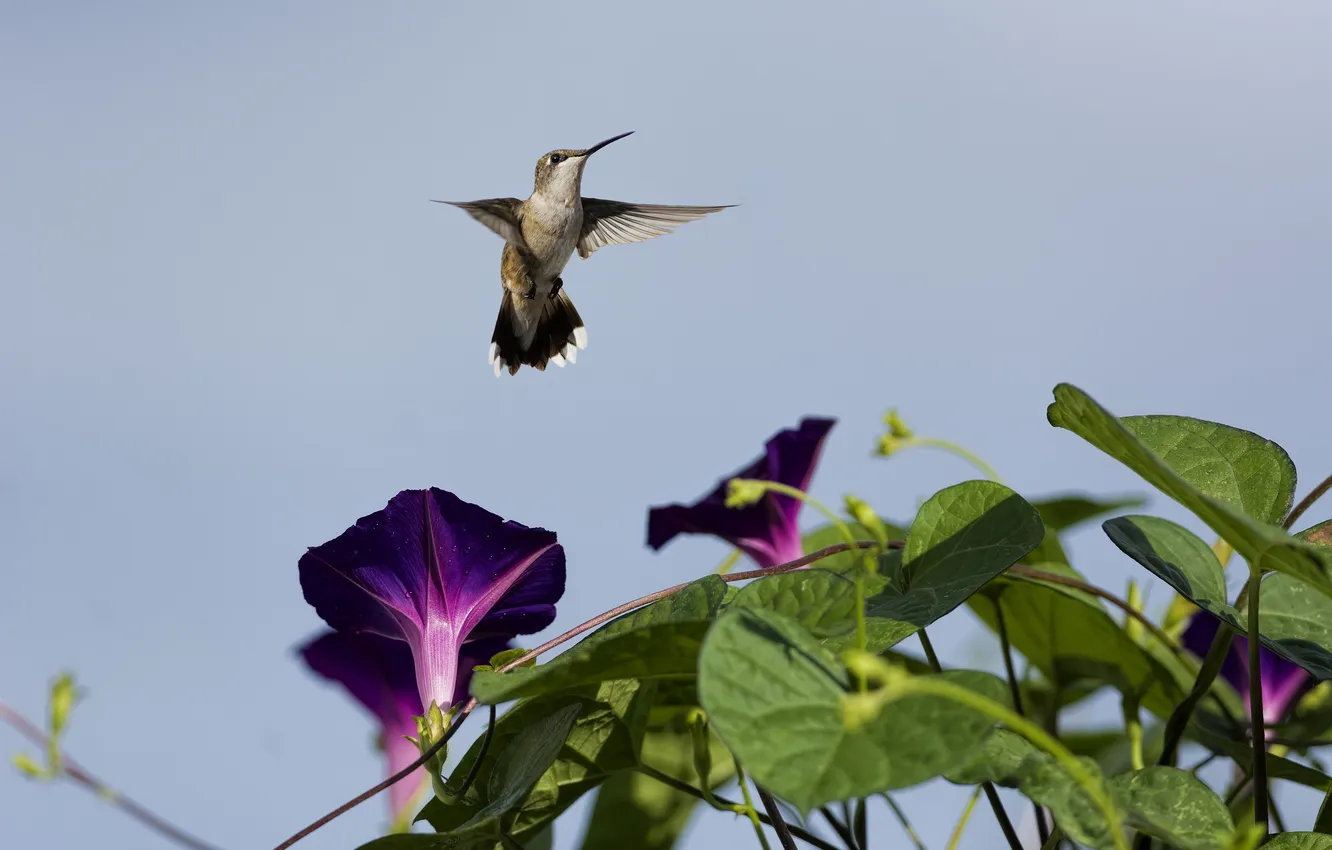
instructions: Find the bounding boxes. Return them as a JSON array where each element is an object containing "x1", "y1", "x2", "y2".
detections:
[
  {"x1": 577, "y1": 199, "x2": 733, "y2": 259},
  {"x1": 433, "y1": 198, "x2": 527, "y2": 249}
]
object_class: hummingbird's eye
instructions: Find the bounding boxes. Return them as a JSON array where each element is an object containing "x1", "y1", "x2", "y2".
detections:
[{"x1": 549, "y1": 153, "x2": 567, "y2": 164}]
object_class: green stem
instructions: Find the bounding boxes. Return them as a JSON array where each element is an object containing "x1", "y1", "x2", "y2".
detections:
[
  {"x1": 881, "y1": 794, "x2": 926, "y2": 850},
  {"x1": 1157, "y1": 623, "x2": 1235, "y2": 766},
  {"x1": 445, "y1": 703, "x2": 496, "y2": 800},
  {"x1": 742, "y1": 480, "x2": 872, "y2": 653},
  {"x1": 1248, "y1": 568, "x2": 1269, "y2": 835},
  {"x1": 852, "y1": 799, "x2": 867, "y2": 849},
  {"x1": 946, "y1": 786, "x2": 982, "y2": 850},
  {"x1": 1040, "y1": 829, "x2": 1065, "y2": 850},
  {"x1": 1124, "y1": 696, "x2": 1144, "y2": 771},
  {"x1": 636, "y1": 765, "x2": 840, "y2": 850},
  {"x1": 903, "y1": 437, "x2": 1004, "y2": 484},
  {"x1": 736, "y1": 767, "x2": 773, "y2": 850},
  {"x1": 857, "y1": 665, "x2": 1128, "y2": 850},
  {"x1": 918, "y1": 628, "x2": 942, "y2": 673},
  {"x1": 716, "y1": 549, "x2": 743, "y2": 575}
]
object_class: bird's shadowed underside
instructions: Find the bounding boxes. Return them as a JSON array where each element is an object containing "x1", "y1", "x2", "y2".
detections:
[{"x1": 489, "y1": 290, "x2": 587, "y2": 376}]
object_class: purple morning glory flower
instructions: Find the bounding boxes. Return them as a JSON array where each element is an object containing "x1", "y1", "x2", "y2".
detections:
[
  {"x1": 299, "y1": 488, "x2": 566, "y2": 713},
  {"x1": 1181, "y1": 611, "x2": 1313, "y2": 727},
  {"x1": 298, "y1": 631, "x2": 509, "y2": 822},
  {"x1": 646, "y1": 417, "x2": 836, "y2": 569}
]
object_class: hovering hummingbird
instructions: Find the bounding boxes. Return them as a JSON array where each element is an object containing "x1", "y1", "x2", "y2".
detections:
[{"x1": 435, "y1": 131, "x2": 731, "y2": 376}]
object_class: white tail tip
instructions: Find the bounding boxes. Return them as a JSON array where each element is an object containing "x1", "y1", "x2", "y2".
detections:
[{"x1": 573, "y1": 327, "x2": 588, "y2": 350}]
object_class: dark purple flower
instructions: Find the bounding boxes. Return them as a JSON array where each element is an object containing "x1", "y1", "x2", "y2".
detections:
[
  {"x1": 298, "y1": 631, "x2": 508, "y2": 821},
  {"x1": 1181, "y1": 611, "x2": 1313, "y2": 727},
  {"x1": 646, "y1": 418, "x2": 836, "y2": 569},
  {"x1": 299, "y1": 488, "x2": 565, "y2": 712}
]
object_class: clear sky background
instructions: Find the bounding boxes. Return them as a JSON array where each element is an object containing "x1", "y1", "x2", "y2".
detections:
[{"x1": 3, "y1": 2, "x2": 1331, "y2": 848}]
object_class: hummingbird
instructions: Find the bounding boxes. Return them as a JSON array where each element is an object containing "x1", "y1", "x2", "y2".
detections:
[{"x1": 435, "y1": 131, "x2": 731, "y2": 376}]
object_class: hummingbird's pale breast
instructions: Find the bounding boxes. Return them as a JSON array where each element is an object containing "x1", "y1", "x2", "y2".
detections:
[
  {"x1": 518, "y1": 195, "x2": 582, "y2": 285},
  {"x1": 435, "y1": 131, "x2": 733, "y2": 376}
]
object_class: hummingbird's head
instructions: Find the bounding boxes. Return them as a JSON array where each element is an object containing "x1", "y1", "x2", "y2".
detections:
[{"x1": 533, "y1": 131, "x2": 634, "y2": 198}]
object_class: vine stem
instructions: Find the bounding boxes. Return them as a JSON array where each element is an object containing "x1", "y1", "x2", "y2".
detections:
[
  {"x1": 1010, "y1": 566, "x2": 1180, "y2": 654},
  {"x1": 946, "y1": 786, "x2": 982, "y2": 850},
  {"x1": 637, "y1": 765, "x2": 840, "y2": 850},
  {"x1": 736, "y1": 768, "x2": 773, "y2": 850},
  {"x1": 915, "y1": 627, "x2": 1019, "y2": 850},
  {"x1": 1284, "y1": 471, "x2": 1332, "y2": 529},
  {"x1": 0, "y1": 698, "x2": 223, "y2": 850},
  {"x1": 995, "y1": 598, "x2": 1049, "y2": 846},
  {"x1": 756, "y1": 785, "x2": 798, "y2": 850},
  {"x1": 735, "y1": 480, "x2": 873, "y2": 653},
  {"x1": 898, "y1": 436, "x2": 1005, "y2": 484},
  {"x1": 271, "y1": 540, "x2": 894, "y2": 850},
  {"x1": 854, "y1": 661, "x2": 1128, "y2": 850},
  {"x1": 882, "y1": 794, "x2": 926, "y2": 850},
  {"x1": 1156, "y1": 623, "x2": 1234, "y2": 768},
  {"x1": 1248, "y1": 568, "x2": 1269, "y2": 835}
]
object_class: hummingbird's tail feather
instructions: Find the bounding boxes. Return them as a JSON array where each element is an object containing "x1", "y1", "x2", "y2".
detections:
[{"x1": 488, "y1": 290, "x2": 587, "y2": 377}]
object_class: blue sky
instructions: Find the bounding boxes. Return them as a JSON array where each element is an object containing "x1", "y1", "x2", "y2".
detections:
[{"x1": 3, "y1": 2, "x2": 1331, "y2": 848}]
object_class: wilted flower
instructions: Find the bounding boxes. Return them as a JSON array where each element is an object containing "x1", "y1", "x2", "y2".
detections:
[
  {"x1": 299, "y1": 488, "x2": 566, "y2": 714},
  {"x1": 647, "y1": 418, "x2": 836, "y2": 569},
  {"x1": 298, "y1": 631, "x2": 508, "y2": 824},
  {"x1": 1181, "y1": 610, "x2": 1313, "y2": 728}
]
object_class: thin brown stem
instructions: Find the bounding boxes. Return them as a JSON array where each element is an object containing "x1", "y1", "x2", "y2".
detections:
[
  {"x1": 1285, "y1": 472, "x2": 1332, "y2": 529},
  {"x1": 271, "y1": 541, "x2": 892, "y2": 849},
  {"x1": 1011, "y1": 566, "x2": 1180, "y2": 654},
  {"x1": 0, "y1": 699, "x2": 223, "y2": 850}
]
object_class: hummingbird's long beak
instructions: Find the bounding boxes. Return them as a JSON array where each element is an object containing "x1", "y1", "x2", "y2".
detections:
[{"x1": 578, "y1": 131, "x2": 634, "y2": 158}]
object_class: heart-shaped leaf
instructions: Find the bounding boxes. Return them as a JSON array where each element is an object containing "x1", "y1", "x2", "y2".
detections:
[
  {"x1": 1047, "y1": 384, "x2": 1329, "y2": 593},
  {"x1": 1106, "y1": 514, "x2": 1332, "y2": 680},
  {"x1": 697, "y1": 605, "x2": 1004, "y2": 812}
]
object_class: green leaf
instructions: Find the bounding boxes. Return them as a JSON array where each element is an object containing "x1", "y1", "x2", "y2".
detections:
[
  {"x1": 944, "y1": 728, "x2": 1035, "y2": 785},
  {"x1": 955, "y1": 740, "x2": 1231, "y2": 850},
  {"x1": 470, "y1": 622, "x2": 709, "y2": 704},
  {"x1": 577, "y1": 724, "x2": 733, "y2": 850},
  {"x1": 471, "y1": 578, "x2": 726, "y2": 705},
  {"x1": 969, "y1": 568, "x2": 1186, "y2": 720},
  {"x1": 1110, "y1": 767, "x2": 1233, "y2": 850},
  {"x1": 1264, "y1": 835, "x2": 1332, "y2": 849},
  {"x1": 1106, "y1": 515, "x2": 1332, "y2": 680},
  {"x1": 586, "y1": 577, "x2": 727, "y2": 644},
  {"x1": 1033, "y1": 494, "x2": 1150, "y2": 531},
  {"x1": 1047, "y1": 384, "x2": 1329, "y2": 593},
  {"x1": 12, "y1": 754, "x2": 46, "y2": 779},
  {"x1": 421, "y1": 680, "x2": 651, "y2": 839},
  {"x1": 363, "y1": 706, "x2": 582, "y2": 850},
  {"x1": 1188, "y1": 721, "x2": 1332, "y2": 792},
  {"x1": 865, "y1": 481, "x2": 1044, "y2": 627},
  {"x1": 468, "y1": 704, "x2": 583, "y2": 827},
  {"x1": 729, "y1": 569, "x2": 917, "y2": 654},
  {"x1": 697, "y1": 606, "x2": 1004, "y2": 812},
  {"x1": 800, "y1": 520, "x2": 906, "y2": 573},
  {"x1": 1026, "y1": 493, "x2": 1148, "y2": 566},
  {"x1": 1315, "y1": 783, "x2": 1332, "y2": 835}
]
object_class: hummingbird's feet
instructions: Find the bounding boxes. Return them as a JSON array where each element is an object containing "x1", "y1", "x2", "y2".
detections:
[
  {"x1": 522, "y1": 281, "x2": 538, "y2": 300},
  {"x1": 550, "y1": 277, "x2": 564, "y2": 300}
]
